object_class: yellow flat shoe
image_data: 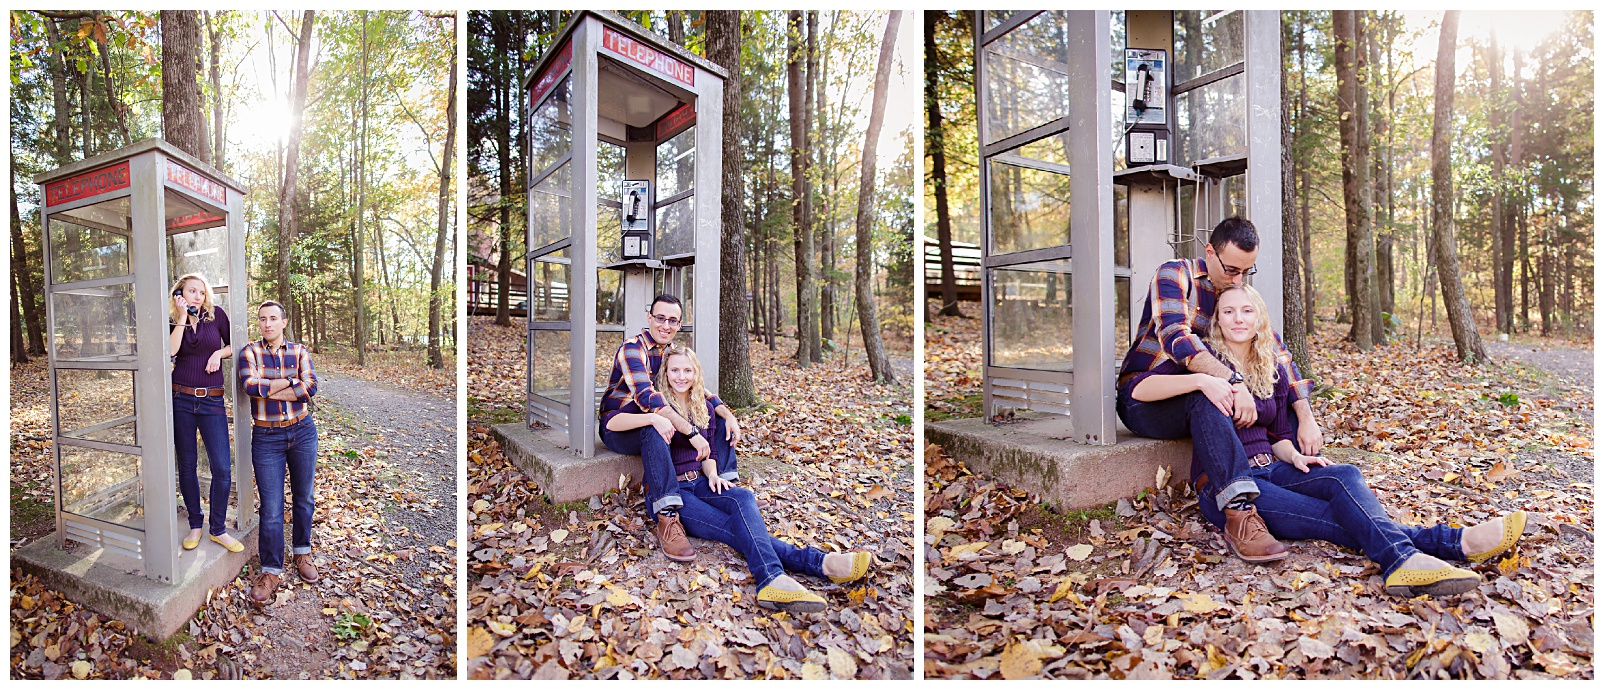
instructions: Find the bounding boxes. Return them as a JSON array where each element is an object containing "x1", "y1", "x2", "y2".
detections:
[
  {"x1": 1384, "y1": 565, "x2": 1481, "y2": 597},
  {"x1": 1466, "y1": 510, "x2": 1526, "y2": 564},
  {"x1": 210, "y1": 533, "x2": 245, "y2": 553},
  {"x1": 756, "y1": 584, "x2": 827, "y2": 613},
  {"x1": 828, "y1": 551, "x2": 873, "y2": 584},
  {"x1": 182, "y1": 533, "x2": 201, "y2": 550}
]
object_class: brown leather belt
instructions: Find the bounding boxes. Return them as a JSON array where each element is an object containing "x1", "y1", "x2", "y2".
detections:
[
  {"x1": 677, "y1": 470, "x2": 702, "y2": 482},
  {"x1": 253, "y1": 414, "x2": 306, "y2": 429},
  {"x1": 1249, "y1": 453, "x2": 1276, "y2": 468},
  {"x1": 173, "y1": 383, "x2": 225, "y2": 398}
]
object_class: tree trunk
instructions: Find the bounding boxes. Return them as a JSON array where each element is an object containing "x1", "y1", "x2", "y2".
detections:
[
  {"x1": 354, "y1": 13, "x2": 369, "y2": 364},
  {"x1": 46, "y1": 19, "x2": 72, "y2": 163},
  {"x1": 1488, "y1": 31, "x2": 1509, "y2": 333},
  {"x1": 1503, "y1": 48, "x2": 1524, "y2": 334},
  {"x1": 787, "y1": 11, "x2": 817, "y2": 366},
  {"x1": 10, "y1": 163, "x2": 43, "y2": 359},
  {"x1": 817, "y1": 27, "x2": 835, "y2": 351},
  {"x1": 1296, "y1": 12, "x2": 1315, "y2": 333},
  {"x1": 1372, "y1": 14, "x2": 1393, "y2": 324},
  {"x1": 668, "y1": 11, "x2": 685, "y2": 46},
  {"x1": 95, "y1": 17, "x2": 132, "y2": 147},
  {"x1": 278, "y1": 11, "x2": 316, "y2": 312},
  {"x1": 853, "y1": 11, "x2": 902, "y2": 385},
  {"x1": 160, "y1": 11, "x2": 206, "y2": 159},
  {"x1": 707, "y1": 10, "x2": 756, "y2": 406},
  {"x1": 928, "y1": 12, "x2": 962, "y2": 318},
  {"x1": 207, "y1": 11, "x2": 226, "y2": 168},
  {"x1": 1280, "y1": 11, "x2": 1310, "y2": 378},
  {"x1": 429, "y1": 16, "x2": 456, "y2": 369},
  {"x1": 77, "y1": 58, "x2": 92, "y2": 157},
  {"x1": 1335, "y1": 10, "x2": 1374, "y2": 349},
  {"x1": 494, "y1": 14, "x2": 514, "y2": 326},
  {"x1": 1427, "y1": 11, "x2": 1487, "y2": 364}
]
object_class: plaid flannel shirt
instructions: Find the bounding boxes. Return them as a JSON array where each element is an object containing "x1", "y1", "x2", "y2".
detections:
[
  {"x1": 1118, "y1": 257, "x2": 1312, "y2": 402},
  {"x1": 238, "y1": 338, "x2": 318, "y2": 425},
  {"x1": 599, "y1": 329, "x2": 722, "y2": 422}
]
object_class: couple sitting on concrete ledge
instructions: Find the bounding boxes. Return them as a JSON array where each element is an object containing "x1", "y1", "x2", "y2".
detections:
[
  {"x1": 595, "y1": 293, "x2": 873, "y2": 613},
  {"x1": 1118, "y1": 217, "x2": 1525, "y2": 598}
]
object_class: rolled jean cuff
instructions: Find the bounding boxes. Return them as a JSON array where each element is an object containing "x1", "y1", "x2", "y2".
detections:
[
  {"x1": 263, "y1": 567, "x2": 284, "y2": 576},
  {"x1": 719, "y1": 471, "x2": 739, "y2": 482},
  {"x1": 651, "y1": 494, "x2": 684, "y2": 515},
  {"x1": 1216, "y1": 478, "x2": 1260, "y2": 511},
  {"x1": 292, "y1": 546, "x2": 312, "y2": 555}
]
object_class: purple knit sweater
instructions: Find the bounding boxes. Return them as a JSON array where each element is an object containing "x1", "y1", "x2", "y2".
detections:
[{"x1": 171, "y1": 307, "x2": 231, "y2": 389}]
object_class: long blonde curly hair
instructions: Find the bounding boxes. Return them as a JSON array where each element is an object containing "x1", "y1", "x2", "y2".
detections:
[
  {"x1": 1207, "y1": 284, "x2": 1279, "y2": 399},
  {"x1": 168, "y1": 273, "x2": 218, "y2": 324},
  {"x1": 655, "y1": 345, "x2": 711, "y2": 428}
]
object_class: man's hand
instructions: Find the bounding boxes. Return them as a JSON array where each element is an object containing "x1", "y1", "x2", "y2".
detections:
[
  {"x1": 650, "y1": 414, "x2": 676, "y2": 443},
  {"x1": 1231, "y1": 383, "x2": 1258, "y2": 428},
  {"x1": 689, "y1": 434, "x2": 711, "y2": 461},
  {"x1": 1297, "y1": 418, "x2": 1325, "y2": 457},
  {"x1": 1287, "y1": 453, "x2": 1331, "y2": 474},
  {"x1": 1196, "y1": 374, "x2": 1235, "y2": 417},
  {"x1": 723, "y1": 415, "x2": 742, "y2": 445}
]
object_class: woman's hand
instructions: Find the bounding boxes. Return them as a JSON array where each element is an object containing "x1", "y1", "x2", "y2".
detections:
[
  {"x1": 1287, "y1": 453, "x2": 1331, "y2": 473},
  {"x1": 690, "y1": 434, "x2": 711, "y2": 460},
  {"x1": 205, "y1": 352, "x2": 223, "y2": 373},
  {"x1": 1196, "y1": 374, "x2": 1234, "y2": 418},
  {"x1": 1231, "y1": 382, "x2": 1258, "y2": 428},
  {"x1": 706, "y1": 474, "x2": 733, "y2": 494},
  {"x1": 723, "y1": 415, "x2": 742, "y2": 445},
  {"x1": 649, "y1": 414, "x2": 675, "y2": 443}
]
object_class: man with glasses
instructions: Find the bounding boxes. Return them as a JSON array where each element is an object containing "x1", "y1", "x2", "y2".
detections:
[
  {"x1": 598, "y1": 294, "x2": 743, "y2": 562},
  {"x1": 1116, "y1": 217, "x2": 1324, "y2": 563}
]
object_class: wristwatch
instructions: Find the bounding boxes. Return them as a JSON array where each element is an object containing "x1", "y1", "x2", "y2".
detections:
[{"x1": 1227, "y1": 371, "x2": 1244, "y2": 385}]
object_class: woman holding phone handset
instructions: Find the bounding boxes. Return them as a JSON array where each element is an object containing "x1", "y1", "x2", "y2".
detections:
[
  {"x1": 169, "y1": 274, "x2": 243, "y2": 553},
  {"x1": 610, "y1": 345, "x2": 874, "y2": 612}
]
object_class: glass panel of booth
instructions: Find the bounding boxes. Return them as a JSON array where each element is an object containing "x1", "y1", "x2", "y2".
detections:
[
  {"x1": 528, "y1": 330, "x2": 572, "y2": 406},
  {"x1": 530, "y1": 161, "x2": 573, "y2": 251},
  {"x1": 596, "y1": 140, "x2": 626, "y2": 265},
  {"x1": 596, "y1": 269, "x2": 624, "y2": 325},
  {"x1": 59, "y1": 444, "x2": 144, "y2": 529},
  {"x1": 50, "y1": 282, "x2": 136, "y2": 362},
  {"x1": 530, "y1": 249, "x2": 571, "y2": 322},
  {"x1": 989, "y1": 262, "x2": 1073, "y2": 371},
  {"x1": 529, "y1": 75, "x2": 573, "y2": 179},
  {"x1": 1173, "y1": 10, "x2": 1243, "y2": 82},
  {"x1": 982, "y1": 11, "x2": 1015, "y2": 33},
  {"x1": 652, "y1": 265, "x2": 694, "y2": 329},
  {"x1": 596, "y1": 331, "x2": 622, "y2": 395},
  {"x1": 656, "y1": 126, "x2": 695, "y2": 199},
  {"x1": 988, "y1": 133, "x2": 1071, "y2": 255},
  {"x1": 55, "y1": 368, "x2": 138, "y2": 446},
  {"x1": 1175, "y1": 74, "x2": 1244, "y2": 165},
  {"x1": 656, "y1": 196, "x2": 694, "y2": 258},
  {"x1": 48, "y1": 198, "x2": 132, "y2": 284},
  {"x1": 1115, "y1": 275, "x2": 1132, "y2": 358},
  {"x1": 982, "y1": 11, "x2": 1070, "y2": 145}
]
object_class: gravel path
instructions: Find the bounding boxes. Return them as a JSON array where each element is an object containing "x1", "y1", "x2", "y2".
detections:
[{"x1": 1486, "y1": 340, "x2": 1594, "y2": 389}]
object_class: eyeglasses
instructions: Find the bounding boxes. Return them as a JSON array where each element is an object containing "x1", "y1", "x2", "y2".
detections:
[
  {"x1": 648, "y1": 313, "x2": 682, "y2": 327},
  {"x1": 1221, "y1": 264, "x2": 1258, "y2": 278}
]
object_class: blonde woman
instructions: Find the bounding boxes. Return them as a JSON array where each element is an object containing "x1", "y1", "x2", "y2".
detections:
[
  {"x1": 620, "y1": 345, "x2": 873, "y2": 612},
  {"x1": 168, "y1": 274, "x2": 243, "y2": 553},
  {"x1": 1127, "y1": 285, "x2": 1524, "y2": 597}
]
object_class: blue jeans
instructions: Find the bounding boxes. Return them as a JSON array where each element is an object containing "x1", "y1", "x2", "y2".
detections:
[
  {"x1": 251, "y1": 416, "x2": 317, "y2": 575},
  {"x1": 1198, "y1": 461, "x2": 1465, "y2": 577},
  {"x1": 675, "y1": 478, "x2": 825, "y2": 590},
  {"x1": 1117, "y1": 387, "x2": 1257, "y2": 511},
  {"x1": 174, "y1": 393, "x2": 231, "y2": 535},
  {"x1": 601, "y1": 414, "x2": 740, "y2": 520}
]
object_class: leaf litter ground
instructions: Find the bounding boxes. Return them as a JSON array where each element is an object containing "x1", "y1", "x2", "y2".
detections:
[
  {"x1": 464, "y1": 316, "x2": 915, "y2": 679},
  {"x1": 923, "y1": 306, "x2": 1594, "y2": 679},
  {"x1": 9, "y1": 362, "x2": 457, "y2": 680}
]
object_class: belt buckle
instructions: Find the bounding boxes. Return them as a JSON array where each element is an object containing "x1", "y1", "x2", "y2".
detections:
[{"x1": 193, "y1": 388, "x2": 206, "y2": 398}]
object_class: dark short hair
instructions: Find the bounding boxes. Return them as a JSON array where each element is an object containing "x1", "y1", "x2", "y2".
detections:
[
  {"x1": 648, "y1": 293, "x2": 682, "y2": 314},
  {"x1": 257, "y1": 300, "x2": 288, "y2": 319},
  {"x1": 1209, "y1": 217, "x2": 1259, "y2": 253}
]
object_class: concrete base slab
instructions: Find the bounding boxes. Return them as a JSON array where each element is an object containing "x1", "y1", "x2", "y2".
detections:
[
  {"x1": 13, "y1": 527, "x2": 258, "y2": 641},
  {"x1": 926, "y1": 413, "x2": 1193, "y2": 510},
  {"x1": 491, "y1": 423, "x2": 642, "y2": 503}
]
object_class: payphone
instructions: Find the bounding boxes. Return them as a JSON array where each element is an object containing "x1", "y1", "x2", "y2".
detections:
[
  {"x1": 1123, "y1": 48, "x2": 1169, "y2": 166},
  {"x1": 620, "y1": 179, "x2": 651, "y2": 260}
]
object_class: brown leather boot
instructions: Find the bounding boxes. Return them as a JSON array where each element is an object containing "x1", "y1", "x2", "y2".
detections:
[
  {"x1": 1222, "y1": 505, "x2": 1289, "y2": 563},
  {"x1": 294, "y1": 553, "x2": 320, "y2": 583},
  {"x1": 653, "y1": 513, "x2": 696, "y2": 562},
  {"x1": 249, "y1": 571, "x2": 283, "y2": 607}
]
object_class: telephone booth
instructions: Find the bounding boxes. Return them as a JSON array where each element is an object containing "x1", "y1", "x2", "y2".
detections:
[
  {"x1": 35, "y1": 139, "x2": 253, "y2": 584},
  {"x1": 974, "y1": 10, "x2": 1282, "y2": 445},
  {"x1": 523, "y1": 11, "x2": 724, "y2": 457}
]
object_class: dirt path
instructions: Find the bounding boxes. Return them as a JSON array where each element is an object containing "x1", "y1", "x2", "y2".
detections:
[{"x1": 1485, "y1": 340, "x2": 1594, "y2": 389}]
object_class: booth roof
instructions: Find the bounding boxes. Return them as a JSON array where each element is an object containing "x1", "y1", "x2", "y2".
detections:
[
  {"x1": 523, "y1": 9, "x2": 730, "y2": 94},
  {"x1": 34, "y1": 138, "x2": 249, "y2": 195}
]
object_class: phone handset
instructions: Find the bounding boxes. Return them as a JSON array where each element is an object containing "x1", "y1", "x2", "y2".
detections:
[{"x1": 1131, "y1": 62, "x2": 1153, "y2": 114}]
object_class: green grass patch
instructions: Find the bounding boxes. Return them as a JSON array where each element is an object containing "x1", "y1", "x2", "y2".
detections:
[{"x1": 926, "y1": 393, "x2": 983, "y2": 423}]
